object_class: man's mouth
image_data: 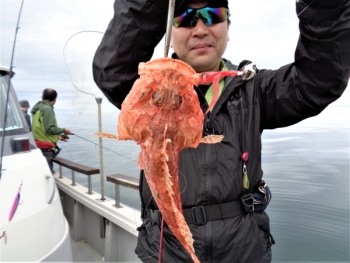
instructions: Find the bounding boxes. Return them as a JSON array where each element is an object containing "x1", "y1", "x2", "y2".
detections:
[{"x1": 191, "y1": 44, "x2": 211, "y2": 50}]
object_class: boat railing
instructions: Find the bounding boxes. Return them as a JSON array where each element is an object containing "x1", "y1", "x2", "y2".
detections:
[
  {"x1": 53, "y1": 156, "x2": 100, "y2": 195},
  {"x1": 52, "y1": 157, "x2": 139, "y2": 207},
  {"x1": 107, "y1": 174, "x2": 139, "y2": 208}
]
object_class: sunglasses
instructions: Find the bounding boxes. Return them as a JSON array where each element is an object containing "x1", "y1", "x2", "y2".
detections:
[{"x1": 173, "y1": 7, "x2": 229, "y2": 28}]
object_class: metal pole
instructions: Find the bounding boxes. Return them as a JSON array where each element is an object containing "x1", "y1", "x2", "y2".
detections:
[
  {"x1": 164, "y1": 0, "x2": 175, "y2": 57},
  {"x1": 71, "y1": 170, "x2": 76, "y2": 186},
  {"x1": 87, "y1": 176, "x2": 92, "y2": 195},
  {"x1": 96, "y1": 97, "x2": 105, "y2": 201},
  {"x1": 114, "y1": 184, "x2": 121, "y2": 208},
  {"x1": 59, "y1": 165, "x2": 63, "y2": 179}
]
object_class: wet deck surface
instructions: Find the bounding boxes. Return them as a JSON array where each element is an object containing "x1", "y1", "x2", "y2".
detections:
[{"x1": 70, "y1": 232, "x2": 103, "y2": 262}]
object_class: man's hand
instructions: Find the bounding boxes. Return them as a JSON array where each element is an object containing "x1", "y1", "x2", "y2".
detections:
[
  {"x1": 64, "y1": 128, "x2": 73, "y2": 135},
  {"x1": 59, "y1": 135, "x2": 69, "y2": 142}
]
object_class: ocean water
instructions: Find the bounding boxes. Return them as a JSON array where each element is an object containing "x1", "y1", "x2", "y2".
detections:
[{"x1": 55, "y1": 91, "x2": 349, "y2": 262}]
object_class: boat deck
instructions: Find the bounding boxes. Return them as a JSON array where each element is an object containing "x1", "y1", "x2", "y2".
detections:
[{"x1": 70, "y1": 231, "x2": 103, "y2": 263}]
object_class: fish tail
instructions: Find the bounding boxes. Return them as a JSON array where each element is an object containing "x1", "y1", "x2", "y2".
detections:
[{"x1": 144, "y1": 150, "x2": 200, "y2": 262}]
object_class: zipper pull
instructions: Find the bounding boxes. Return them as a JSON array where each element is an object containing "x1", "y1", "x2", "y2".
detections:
[
  {"x1": 243, "y1": 163, "x2": 249, "y2": 189},
  {"x1": 241, "y1": 152, "x2": 249, "y2": 189}
]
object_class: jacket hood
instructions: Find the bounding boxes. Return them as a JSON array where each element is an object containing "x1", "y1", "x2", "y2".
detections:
[{"x1": 31, "y1": 100, "x2": 52, "y2": 115}]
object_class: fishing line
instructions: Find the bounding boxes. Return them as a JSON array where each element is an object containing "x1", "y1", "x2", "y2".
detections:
[
  {"x1": 57, "y1": 140, "x2": 75, "y2": 161},
  {"x1": 72, "y1": 133, "x2": 137, "y2": 162},
  {"x1": 297, "y1": 0, "x2": 316, "y2": 16},
  {"x1": 248, "y1": 0, "x2": 316, "y2": 65}
]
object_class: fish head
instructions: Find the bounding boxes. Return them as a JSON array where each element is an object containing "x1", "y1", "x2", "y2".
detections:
[
  {"x1": 119, "y1": 57, "x2": 204, "y2": 148},
  {"x1": 138, "y1": 58, "x2": 202, "y2": 113}
]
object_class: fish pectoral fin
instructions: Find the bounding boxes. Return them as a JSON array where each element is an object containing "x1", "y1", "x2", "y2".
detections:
[
  {"x1": 138, "y1": 152, "x2": 144, "y2": 169},
  {"x1": 93, "y1": 132, "x2": 127, "y2": 140},
  {"x1": 200, "y1": 135, "x2": 224, "y2": 144}
]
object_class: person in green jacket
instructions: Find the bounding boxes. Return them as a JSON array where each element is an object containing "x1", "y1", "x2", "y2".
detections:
[{"x1": 31, "y1": 88, "x2": 72, "y2": 172}]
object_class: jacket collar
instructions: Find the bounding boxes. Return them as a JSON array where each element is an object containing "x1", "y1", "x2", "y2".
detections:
[{"x1": 41, "y1": 100, "x2": 54, "y2": 108}]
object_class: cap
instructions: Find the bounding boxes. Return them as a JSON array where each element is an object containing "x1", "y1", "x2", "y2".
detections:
[
  {"x1": 175, "y1": 0, "x2": 229, "y2": 16},
  {"x1": 19, "y1": 100, "x2": 30, "y2": 108}
]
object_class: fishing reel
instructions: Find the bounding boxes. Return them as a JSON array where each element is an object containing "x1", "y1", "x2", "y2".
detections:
[
  {"x1": 61, "y1": 134, "x2": 70, "y2": 140},
  {"x1": 241, "y1": 62, "x2": 257, "y2": 81}
]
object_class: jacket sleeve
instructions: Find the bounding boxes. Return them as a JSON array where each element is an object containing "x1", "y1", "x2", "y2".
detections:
[
  {"x1": 259, "y1": 1, "x2": 350, "y2": 129},
  {"x1": 92, "y1": 0, "x2": 173, "y2": 109},
  {"x1": 41, "y1": 107, "x2": 65, "y2": 135}
]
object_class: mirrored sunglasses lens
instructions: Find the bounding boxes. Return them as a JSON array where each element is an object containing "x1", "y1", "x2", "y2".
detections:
[
  {"x1": 205, "y1": 7, "x2": 228, "y2": 25},
  {"x1": 173, "y1": 9, "x2": 196, "y2": 28},
  {"x1": 173, "y1": 7, "x2": 228, "y2": 28}
]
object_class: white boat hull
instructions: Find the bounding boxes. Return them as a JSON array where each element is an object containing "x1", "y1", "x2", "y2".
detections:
[{"x1": 0, "y1": 149, "x2": 73, "y2": 262}]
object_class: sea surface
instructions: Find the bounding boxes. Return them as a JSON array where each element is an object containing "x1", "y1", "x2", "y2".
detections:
[{"x1": 55, "y1": 90, "x2": 349, "y2": 263}]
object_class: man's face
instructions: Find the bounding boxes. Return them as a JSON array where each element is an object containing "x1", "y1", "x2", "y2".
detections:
[{"x1": 171, "y1": 2, "x2": 229, "y2": 73}]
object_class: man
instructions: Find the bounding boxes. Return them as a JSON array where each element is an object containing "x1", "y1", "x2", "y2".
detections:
[
  {"x1": 92, "y1": 0, "x2": 350, "y2": 262},
  {"x1": 19, "y1": 100, "x2": 31, "y2": 131},
  {"x1": 31, "y1": 88, "x2": 72, "y2": 172}
]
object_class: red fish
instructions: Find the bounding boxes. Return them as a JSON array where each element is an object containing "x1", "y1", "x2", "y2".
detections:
[{"x1": 96, "y1": 57, "x2": 241, "y2": 262}]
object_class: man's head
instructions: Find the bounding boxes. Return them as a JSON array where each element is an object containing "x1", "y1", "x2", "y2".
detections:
[
  {"x1": 19, "y1": 100, "x2": 30, "y2": 110},
  {"x1": 42, "y1": 88, "x2": 57, "y2": 104},
  {"x1": 171, "y1": 0, "x2": 230, "y2": 73}
]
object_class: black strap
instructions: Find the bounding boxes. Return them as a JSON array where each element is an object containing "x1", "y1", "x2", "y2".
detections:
[
  {"x1": 147, "y1": 198, "x2": 249, "y2": 226},
  {"x1": 197, "y1": 84, "x2": 211, "y2": 95}
]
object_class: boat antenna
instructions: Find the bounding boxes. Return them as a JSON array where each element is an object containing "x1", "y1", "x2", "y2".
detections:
[{"x1": 0, "y1": 0, "x2": 25, "y2": 180}]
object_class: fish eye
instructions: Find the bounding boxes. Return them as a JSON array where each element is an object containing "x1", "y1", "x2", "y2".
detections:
[
  {"x1": 152, "y1": 91, "x2": 164, "y2": 107},
  {"x1": 173, "y1": 95, "x2": 182, "y2": 107}
]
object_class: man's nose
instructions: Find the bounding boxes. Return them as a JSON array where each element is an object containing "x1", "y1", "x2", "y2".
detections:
[{"x1": 192, "y1": 18, "x2": 208, "y2": 37}]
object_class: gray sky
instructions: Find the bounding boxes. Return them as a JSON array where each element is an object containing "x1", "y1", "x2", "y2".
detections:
[{"x1": 1, "y1": 0, "x2": 349, "y2": 116}]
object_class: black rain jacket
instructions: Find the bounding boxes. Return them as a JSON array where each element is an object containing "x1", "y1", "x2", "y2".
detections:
[{"x1": 92, "y1": 1, "x2": 350, "y2": 262}]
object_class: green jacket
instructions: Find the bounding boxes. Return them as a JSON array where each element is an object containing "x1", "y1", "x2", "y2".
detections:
[{"x1": 31, "y1": 100, "x2": 65, "y2": 144}]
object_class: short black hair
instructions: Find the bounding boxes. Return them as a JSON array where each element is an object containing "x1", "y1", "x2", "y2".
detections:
[{"x1": 42, "y1": 88, "x2": 57, "y2": 102}]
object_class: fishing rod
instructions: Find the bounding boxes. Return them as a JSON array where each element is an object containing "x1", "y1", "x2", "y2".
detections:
[
  {"x1": 159, "y1": 1, "x2": 175, "y2": 262},
  {"x1": 68, "y1": 133, "x2": 137, "y2": 162},
  {"x1": 0, "y1": 0, "x2": 25, "y2": 180},
  {"x1": 164, "y1": 0, "x2": 175, "y2": 57}
]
